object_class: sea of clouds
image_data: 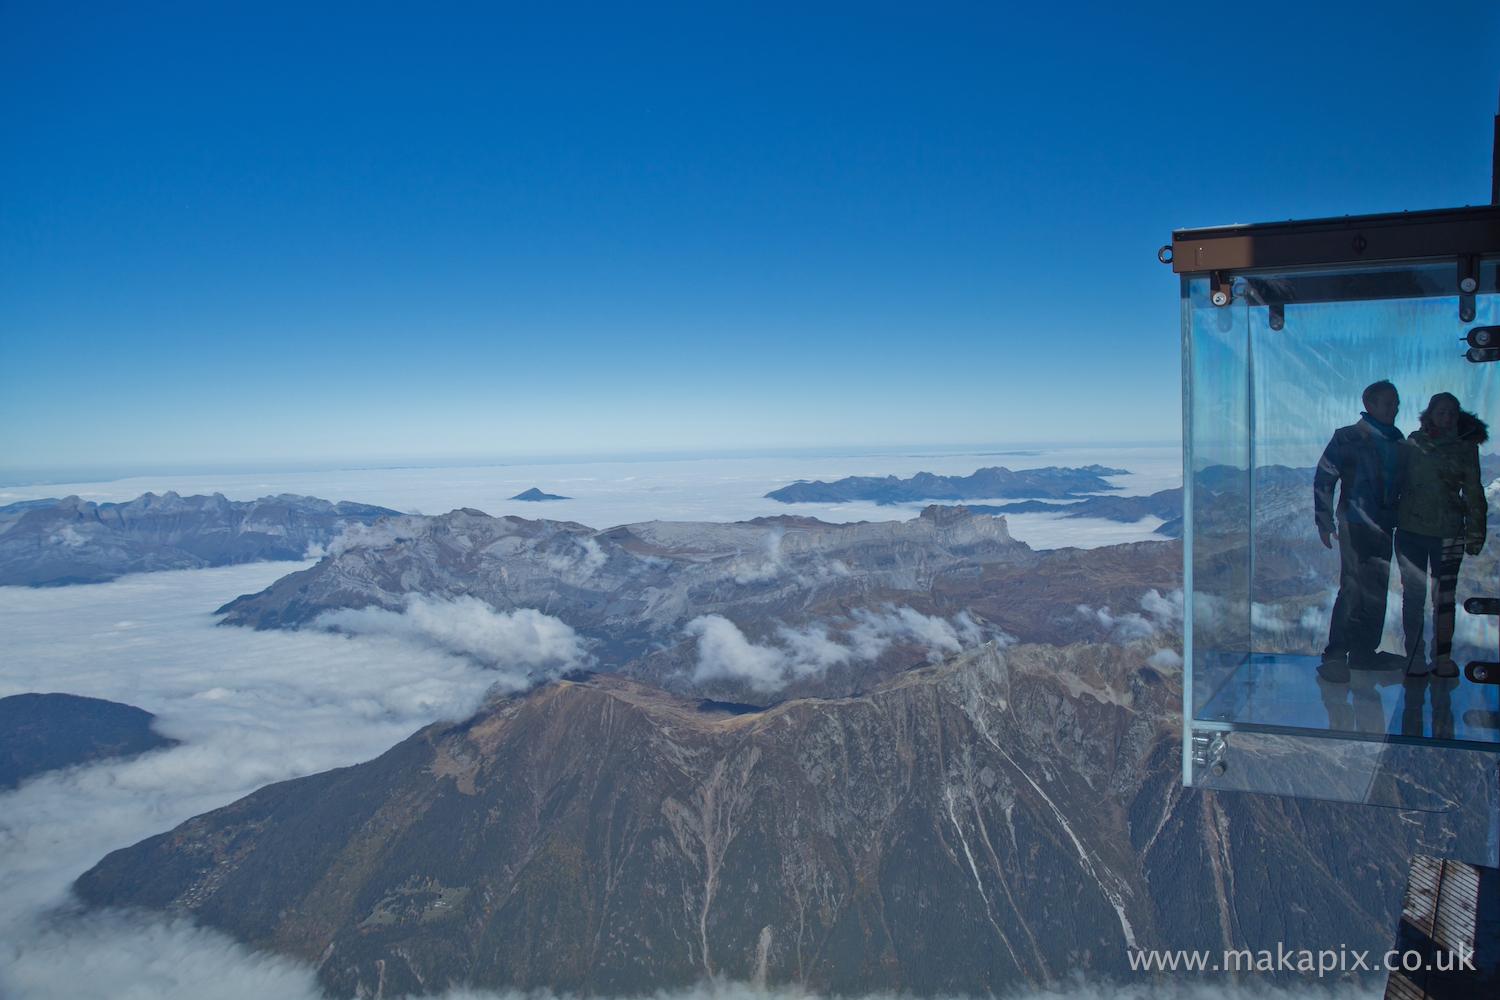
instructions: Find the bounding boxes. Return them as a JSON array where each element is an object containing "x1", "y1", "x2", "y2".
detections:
[
  {"x1": 0, "y1": 450, "x2": 1396, "y2": 999},
  {"x1": 0, "y1": 445, "x2": 1183, "y2": 551},
  {"x1": 0, "y1": 563, "x2": 1380, "y2": 1000},
  {"x1": 0, "y1": 562, "x2": 590, "y2": 998}
]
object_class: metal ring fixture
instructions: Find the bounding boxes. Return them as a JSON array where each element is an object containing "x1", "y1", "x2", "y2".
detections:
[{"x1": 1157, "y1": 245, "x2": 1173, "y2": 264}]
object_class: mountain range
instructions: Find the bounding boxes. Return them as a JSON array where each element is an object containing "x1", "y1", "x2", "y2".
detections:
[
  {"x1": 76, "y1": 640, "x2": 1475, "y2": 997},
  {"x1": 0, "y1": 492, "x2": 401, "y2": 587},
  {"x1": 49, "y1": 478, "x2": 1500, "y2": 995},
  {"x1": 216, "y1": 504, "x2": 1180, "y2": 703},
  {"x1": 764, "y1": 465, "x2": 1128, "y2": 505}
]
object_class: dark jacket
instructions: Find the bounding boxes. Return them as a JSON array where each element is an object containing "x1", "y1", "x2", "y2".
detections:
[
  {"x1": 1397, "y1": 412, "x2": 1489, "y2": 549},
  {"x1": 1314, "y1": 414, "x2": 1408, "y2": 533}
]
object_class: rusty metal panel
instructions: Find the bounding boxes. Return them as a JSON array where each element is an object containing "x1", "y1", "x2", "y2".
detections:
[{"x1": 1385, "y1": 854, "x2": 1500, "y2": 1000}]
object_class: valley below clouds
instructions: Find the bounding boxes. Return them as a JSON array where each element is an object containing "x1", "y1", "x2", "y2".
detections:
[
  {"x1": 0, "y1": 564, "x2": 1379, "y2": 1000},
  {"x1": 1, "y1": 451, "x2": 1455, "y2": 1000},
  {"x1": 0, "y1": 563, "x2": 509, "y2": 998}
]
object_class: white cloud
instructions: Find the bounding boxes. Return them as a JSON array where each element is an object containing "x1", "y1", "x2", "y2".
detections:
[
  {"x1": 1250, "y1": 603, "x2": 1291, "y2": 634},
  {"x1": 1079, "y1": 604, "x2": 1156, "y2": 642},
  {"x1": 774, "y1": 622, "x2": 856, "y2": 676},
  {"x1": 848, "y1": 605, "x2": 966, "y2": 661},
  {"x1": 317, "y1": 594, "x2": 588, "y2": 688},
  {"x1": 686, "y1": 606, "x2": 997, "y2": 691},
  {"x1": 729, "y1": 528, "x2": 786, "y2": 585},
  {"x1": 1141, "y1": 588, "x2": 1184, "y2": 628},
  {"x1": 326, "y1": 516, "x2": 421, "y2": 556},
  {"x1": 999, "y1": 511, "x2": 1169, "y2": 550},
  {"x1": 1079, "y1": 589, "x2": 1185, "y2": 644},
  {"x1": 545, "y1": 535, "x2": 607, "y2": 584},
  {"x1": 1192, "y1": 592, "x2": 1228, "y2": 632},
  {"x1": 5, "y1": 911, "x2": 324, "y2": 1000},
  {"x1": 50, "y1": 525, "x2": 90, "y2": 549},
  {"x1": 1148, "y1": 648, "x2": 1183, "y2": 669},
  {"x1": 686, "y1": 614, "x2": 789, "y2": 691},
  {"x1": 0, "y1": 563, "x2": 503, "y2": 996},
  {"x1": 1300, "y1": 591, "x2": 1336, "y2": 637}
]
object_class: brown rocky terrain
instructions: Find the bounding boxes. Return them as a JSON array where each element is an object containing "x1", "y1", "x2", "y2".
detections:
[
  {"x1": 75, "y1": 639, "x2": 1477, "y2": 997},
  {"x1": 215, "y1": 505, "x2": 1182, "y2": 704}
]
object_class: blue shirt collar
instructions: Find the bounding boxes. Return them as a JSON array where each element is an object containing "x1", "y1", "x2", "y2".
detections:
[{"x1": 1360, "y1": 412, "x2": 1403, "y2": 441}]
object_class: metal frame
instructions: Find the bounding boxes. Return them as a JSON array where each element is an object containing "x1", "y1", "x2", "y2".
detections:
[{"x1": 1171, "y1": 204, "x2": 1500, "y2": 274}]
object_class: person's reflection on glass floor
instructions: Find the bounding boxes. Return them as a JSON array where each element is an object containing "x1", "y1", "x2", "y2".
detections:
[
  {"x1": 1317, "y1": 661, "x2": 1405, "y2": 734},
  {"x1": 1395, "y1": 392, "x2": 1489, "y2": 682},
  {"x1": 1313, "y1": 380, "x2": 1408, "y2": 685},
  {"x1": 1402, "y1": 673, "x2": 1458, "y2": 740}
]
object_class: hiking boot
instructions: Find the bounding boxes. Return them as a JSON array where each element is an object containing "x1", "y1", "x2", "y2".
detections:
[
  {"x1": 1432, "y1": 655, "x2": 1459, "y2": 679},
  {"x1": 1317, "y1": 655, "x2": 1350, "y2": 684}
]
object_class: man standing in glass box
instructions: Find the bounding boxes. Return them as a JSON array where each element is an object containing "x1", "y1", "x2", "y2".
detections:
[{"x1": 1313, "y1": 380, "x2": 1408, "y2": 683}]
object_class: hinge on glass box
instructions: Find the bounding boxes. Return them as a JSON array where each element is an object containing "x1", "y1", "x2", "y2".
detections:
[
  {"x1": 1209, "y1": 271, "x2": 1230, "y2": 307},
  {"x1": 1459, "y1": 255, "x2": 1479, "y2": 321},
  {"x1": 1191, "y1": 731, "x2": 1229, "y2": 776}
]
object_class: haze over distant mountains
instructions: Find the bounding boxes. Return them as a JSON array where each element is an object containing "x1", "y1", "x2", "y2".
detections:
[
  {"x1": 973, "y1": 488, "x2": 1183, "y2": 530},
  {"x1": 0, "y1": 492, "x2": 400, "y2": 587},
  {"x1": 765, "y1": 465, "x2": 1128, "y2": 504}
]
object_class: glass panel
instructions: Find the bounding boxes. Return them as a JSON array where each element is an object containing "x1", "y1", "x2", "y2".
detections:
[
  {"x1": 1182, "y1": 259, "x2": 1500, "y2": 848},
  {"x1": 1185, "y1": 276, "x2": 1252, "y2": 720}
]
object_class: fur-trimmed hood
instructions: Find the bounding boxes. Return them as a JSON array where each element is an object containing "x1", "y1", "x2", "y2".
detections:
[{"x1": 1456, "y1": 410, "x2": 1489, "y2": 445}]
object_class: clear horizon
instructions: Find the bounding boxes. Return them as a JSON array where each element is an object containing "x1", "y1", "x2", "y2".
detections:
[{"x1": 0, "y1": 438, "x2": 1183, "y2": 489}]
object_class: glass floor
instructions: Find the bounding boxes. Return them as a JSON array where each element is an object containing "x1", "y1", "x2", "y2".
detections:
[{"x1": 1196, "y1": 652, "x2": 1500, "y2": 746}]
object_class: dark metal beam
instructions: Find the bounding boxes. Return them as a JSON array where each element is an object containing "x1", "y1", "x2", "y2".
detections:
[{"x1": 1171, "y1": 205, "x2": 1500, "y2": 274}]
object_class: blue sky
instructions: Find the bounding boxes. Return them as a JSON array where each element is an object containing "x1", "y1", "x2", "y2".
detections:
[{"x1": 3, "y1": 2, "x2": 1498, "y2": 480}]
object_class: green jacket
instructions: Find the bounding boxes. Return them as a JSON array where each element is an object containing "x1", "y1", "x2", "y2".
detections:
[{"x1": 1396, "y1": 418, "x2": 1487, "y2": 548}]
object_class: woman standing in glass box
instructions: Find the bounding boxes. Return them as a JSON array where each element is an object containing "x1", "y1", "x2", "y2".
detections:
[{"x1": 1396, "y1": 392, "x2": 1489, "y2": 679}]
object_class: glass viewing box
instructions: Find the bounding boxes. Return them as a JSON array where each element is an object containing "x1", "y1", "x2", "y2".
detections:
[{"x1": 1172, "y1": 206, "x2": 1500, "y2": 865}]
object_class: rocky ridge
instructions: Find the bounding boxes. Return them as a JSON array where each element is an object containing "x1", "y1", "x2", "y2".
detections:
[
  {"x1": 0, "y1": 492, "x2": 402, "y2": 586},
  {"x1": 75, "y1": 639, "x2": 1464, "y2": 997},
  {"x1": 764, "y1": 465, "x2": 1128, "y2": 505},
  {"x1": 216, "y1": 505, "x2": 1184, "y2": 703}
]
